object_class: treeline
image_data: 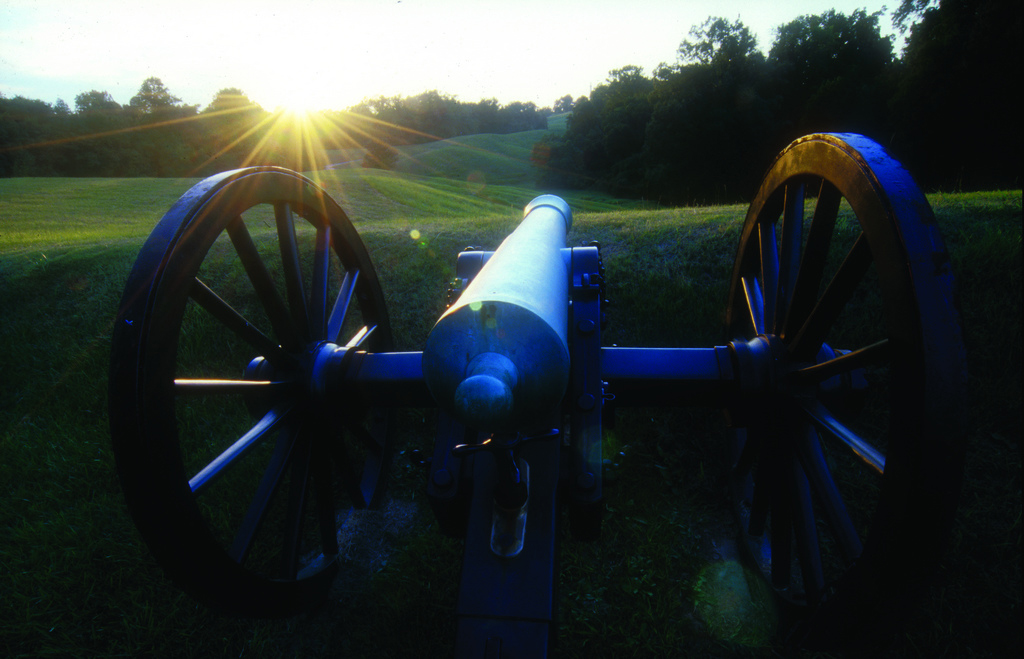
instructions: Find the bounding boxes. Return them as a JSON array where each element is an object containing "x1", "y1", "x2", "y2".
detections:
[
  {"x1": 351, "y1": 92, "x2": 549, "y2": 141},
  {"x1": 539, "y1": 0, "x2": 1021, "y2": 202},
  {"x1": 349, "y1": 91, "x2": 549, "y2": 168},
  {"x1": 3, "y1": 0, "x2": 1018, "y2": 197},
  {"x1": 1, "y1": 79, "x2": 330, "y2": 177},
  {"x1": 0, "y1": 83, "x2": 550, "y2": 178}
]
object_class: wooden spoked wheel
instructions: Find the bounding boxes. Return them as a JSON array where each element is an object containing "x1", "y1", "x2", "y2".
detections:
[
  {"x1": 725, "y1": 134, "x2": 967, "y2": 647},
  {"x1": 110, "y1": 167, "x2": 393, "y2": 616}
]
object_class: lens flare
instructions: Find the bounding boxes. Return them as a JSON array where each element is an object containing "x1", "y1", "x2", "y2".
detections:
[{"x1": 692, "y1": 560, "x2": 777, "y2": 646}]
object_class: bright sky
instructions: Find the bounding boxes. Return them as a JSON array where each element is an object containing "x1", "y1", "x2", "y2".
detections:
[{"x1": 1, "y1": 0, "x2": 897, "y2": 113}]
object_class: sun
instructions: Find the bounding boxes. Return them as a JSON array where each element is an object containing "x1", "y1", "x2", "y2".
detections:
[
  {"x1": 277, "y1": 106, "x2": 318, "y2": 127},
  {"x1": 274, "y1": 92, "x2": 327, "y2": 117},
  {"x1": 246, "y1": 60, "x2": 373, "y2": 116},
  {"x1": 207, "y1": 77, "x2": 372, "y2": 174},
  {"x1": 257, "y1": 78, "x2": 336, "y2": 116},
  {"x1": 249, "y1": 101, "x2": 353, "y2": 174}
]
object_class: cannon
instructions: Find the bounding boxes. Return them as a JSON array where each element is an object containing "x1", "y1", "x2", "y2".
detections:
[{"x1": 109, "y1": 133, "x2": 966, "y2": 654}]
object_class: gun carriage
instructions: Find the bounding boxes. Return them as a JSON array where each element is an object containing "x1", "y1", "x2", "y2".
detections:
[{"x1": 109, "y1": 133, "x2": 966, "y2": 655}]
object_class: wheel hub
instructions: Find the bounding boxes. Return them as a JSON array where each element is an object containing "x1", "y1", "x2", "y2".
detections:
[
  {"x1": 729, "y1": 335, "x2": 866, "y2": 405},
  {"x1": 307, "y1": 341, "x2": 349, "y2": 401},
  {"x1": 729, "y1": 334, "x2": 794, "y2": 396},
  {"x1": 240, "y1": 341, "x2": 353, "y2": 416}
]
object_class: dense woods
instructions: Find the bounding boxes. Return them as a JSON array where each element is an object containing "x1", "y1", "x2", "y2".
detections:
[
  {"x1": 541, "y1": 0, "x2": 1021, "y2": 202},
  {"x1": 1, "y1": 0, "x2": 1019, "y2": 200}
]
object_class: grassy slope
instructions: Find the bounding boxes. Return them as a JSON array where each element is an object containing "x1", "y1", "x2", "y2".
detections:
[
  {"x1": 389, "y1": 129, "x2": 550, "y2": 185},
  {"x1": 0, "y1": 130, "x2": 1019, "y2": 658}
]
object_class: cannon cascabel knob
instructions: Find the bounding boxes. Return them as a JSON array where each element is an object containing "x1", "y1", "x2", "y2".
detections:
[{"x1": 453, "y1": 352, "x2": 519, "y2": 430}]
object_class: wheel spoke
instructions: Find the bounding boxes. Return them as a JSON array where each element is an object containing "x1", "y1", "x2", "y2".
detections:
[
  {"x1": 797, "y1": 425, "x2": 863, "y2": 563},
  {"x1": 174, "y1": 378, "x2": 295, "y2": 396},
  {"x1": 228, "y1": 426, "x2": 297, "y2": 564},
  {"x1": 741, "y1": 275, "x2": 766, "y2": 335},
  {"x1": 801, "y1": 398, "x2": 885, "y2": 474},
  {"x1": 732, "y1": 427, "x2": 758, "y2": 481},
  {"x1": 749, "y1": 476, "x2": 769, "y2": 538},
  {"x1": 768, "y1": 439, "x2": 793, "y2": 589},
  {"x1": 791, "y1": 454, "x2": 825, "y2": 604},
  {"x1": 189, "y1": 401, "x2": 295, "y2": 496},
  {"x1": 788, "y1": 232, "x2": 872, "y2": 361},
  {"x1": 327, "y1": 428, "x2": 369, "y2": 509},
  {"x1": 346, "y1": 324, "x2": 377, "y2": 349},
  {"x1": 275, "y1": 203, "x2": 310, "y2": 343},
  {"x1": 227, "y1": 218, "x2": 301, "y2": 351},
  {"x1": 310, "y1": 225, "x2": 332, "y2": 341},
  {"x1": 344, "y1": 419, "x2": 385, "y2": 456},
  {"x1": 776, "y1": 182, "x2": 805, "y2": 333},
  {"x1": 189, "y1": 278, "x2": 292, "y2": 365},
  {"x1": 788, "y1": 339, "x2": 890, "y2": 386},
  {"x1": 782, "y1": 180, "x2": 841, "y2": 341},
  {"x1": 759, "y1": 220, "x2": 780, "y2": 333},
  {"x1": 327, "y1": 269, "x2": 360, "y2": 344},
  {"x1": 281, "y1": 426, "x2": 313, "y2": 579},
  {"x1": 311, "y1": 436, "x2": 339, "y2": 557}
]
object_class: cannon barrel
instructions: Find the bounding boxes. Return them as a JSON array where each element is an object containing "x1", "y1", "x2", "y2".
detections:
[{"x1": 422, "y1": 195, "x2": 572, "y2": 432}]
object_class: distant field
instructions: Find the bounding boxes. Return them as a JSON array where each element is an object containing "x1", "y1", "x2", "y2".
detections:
[
  {"x1": 324, "y1": 111, "x2": 567, "y2": 186},
  {"x1": 0, "y1": 134, "x2": 1019, "y2": 657},
  {"x1": 389, "y1": 128, "x2": 553, "y2": 185}
]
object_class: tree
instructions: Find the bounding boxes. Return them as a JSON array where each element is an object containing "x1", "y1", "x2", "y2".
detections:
[
  {"x1": 498, "y1": 101, "x2": 547, "y2": 133},
  {"x1": 129, "y1": 77, "x2": 190, "y2": 115},
  {"x1": 75, "y1": 90, "x2": 120, "y2": 114},
  {"x1": 769, "y1": 9, "x2": 895, "y2": 139},
  {"x1": 544, "y1": 15, "x2": 780, "y2": 202},
  {"x1": 605, "y1": 66, "x2": 649, "y2": 94},
  {"x1": 0, "y1": 96, "x2": 59, "y2": 175},
  {"x1": 472, "y1": 98, "x2": 501, "y2": 134},
  {"x1": 126, "y1": 77, "x2": 199, "y2": 176},
  {"x1": 890, "y1": 0, "x2": 1021, "y2": 189},
  {"x1": 771, "y1": 10, "x2": 893, "y2": 88},
  {"x1": 678, "y1": 16, "x2": 761, "y2": 69},
  {"x1": 541, "y1": 66, "x2": 653, "y2": 193},
  {"x1": 893, "y1": 0, "x2": 935, "y2": 33},
  {"x1": 639, "y1": 18, "x2": 776, "y2": 203},
  {"x1": 405, "y1": 90, "x2": 463, "y2": 138},
  {"x1": 191, "y1": 88, "x2": 268, "y2": 175},
  {"x1": 65, "y1": 90, "x2": 133, "y2": 176},
  {"x1": 598, "y1": 67, "x2": 653, "y2": 190},
  {"x1": 554, "y1": 95, "x2": 574, "y2": 114},
  {"x1": 203, "y1": 88, "x2": 260, "y2": 114}
]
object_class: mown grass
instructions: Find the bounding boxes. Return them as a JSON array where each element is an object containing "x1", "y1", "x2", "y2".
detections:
[
  {"x1": 0, "y1": 177, "x2": 200, "y2": 251},
  {"x1": 390, "y1": 129, "x2": 551, "y2": 186},
  {"x1": 0, "y1": 150, "x2": 1019, "y2": 659}
]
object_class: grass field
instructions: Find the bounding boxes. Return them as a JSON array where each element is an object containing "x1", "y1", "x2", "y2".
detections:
[{"x1": 0, "y1": 131, "x2": 1020, "y2": 658}]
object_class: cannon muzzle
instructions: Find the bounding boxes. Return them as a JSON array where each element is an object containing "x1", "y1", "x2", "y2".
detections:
[{"x1": 422, "y1": 195, "x2": 572, "y2": 432}]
